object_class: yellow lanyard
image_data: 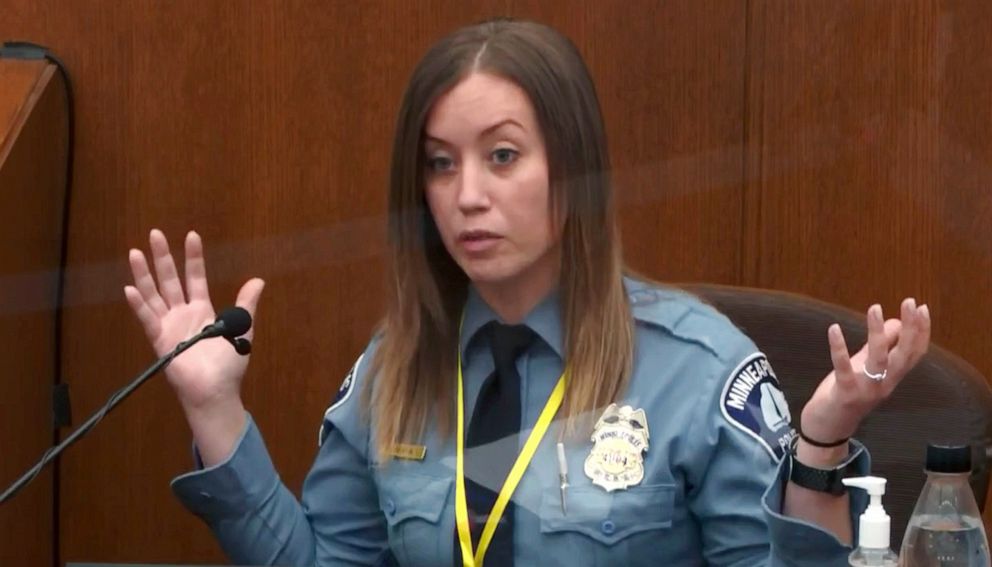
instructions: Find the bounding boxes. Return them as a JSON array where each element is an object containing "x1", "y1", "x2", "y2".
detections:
[{"x1": 454, "y1": 338, "x2": 567, "y2": 567}]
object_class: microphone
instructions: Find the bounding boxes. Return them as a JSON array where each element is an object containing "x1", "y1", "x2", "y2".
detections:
[
  {"x1": 0, "y1": 306, "x2": 254, "y2": 505},
  {"x1": 201, "y1": 306, "x2": 252, "y2": 339},
  {"x1": 200, "y1": 307, "x2": 253, "y2": 355}
]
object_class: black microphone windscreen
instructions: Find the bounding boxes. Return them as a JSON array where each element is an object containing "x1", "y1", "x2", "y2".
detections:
[{"x1": 217, "y1": 307, "x2": 252, "y2": 337}]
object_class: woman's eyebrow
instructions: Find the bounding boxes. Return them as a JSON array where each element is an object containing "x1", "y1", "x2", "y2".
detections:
[{"x1": 424, "y1": 118, "x2": 526, "y2": 145}]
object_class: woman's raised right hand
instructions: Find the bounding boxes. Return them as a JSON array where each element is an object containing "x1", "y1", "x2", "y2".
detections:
[{"x1": 124, "y1": 229, "x2": 264, "y2": 419}]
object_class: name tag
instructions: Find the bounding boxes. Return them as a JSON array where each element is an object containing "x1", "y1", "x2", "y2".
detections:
[{"x1": 387, "y1": 443, "x2": 427, "y2": 461}]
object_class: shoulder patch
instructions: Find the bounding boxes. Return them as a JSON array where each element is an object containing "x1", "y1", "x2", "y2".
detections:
[
  {"x1": 719, "y1": 352, "x2": 795, "y2": 461},
  {"x1": 318, "y1": 352, "x2": 365, "y2": 447}
]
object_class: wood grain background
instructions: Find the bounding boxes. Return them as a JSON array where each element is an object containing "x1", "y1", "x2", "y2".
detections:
[
  {"x1": 0, "y1": 59, "x2": 66, "y2": 567},
  {"x1": 0, "y1": 1, "x2": 989, "y2": 564}
]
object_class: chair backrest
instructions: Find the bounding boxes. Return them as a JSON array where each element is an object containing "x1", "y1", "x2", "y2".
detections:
[{"x1": 681, "y1": 283, "x2": 992, "y2": 545}]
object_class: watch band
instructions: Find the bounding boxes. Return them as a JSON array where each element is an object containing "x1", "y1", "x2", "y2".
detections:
[{"x1": 788, "y1": 440, "x2": 856, "y2": 496}]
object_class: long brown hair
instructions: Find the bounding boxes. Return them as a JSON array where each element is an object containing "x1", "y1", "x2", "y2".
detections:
[{"x1": 368, "y1": 18, "x2": 633, "y2": 459}]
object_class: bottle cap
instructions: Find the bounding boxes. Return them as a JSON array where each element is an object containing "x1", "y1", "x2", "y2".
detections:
[{"x1": 925, "y1": 443, "x2": 971, "y2": 474}]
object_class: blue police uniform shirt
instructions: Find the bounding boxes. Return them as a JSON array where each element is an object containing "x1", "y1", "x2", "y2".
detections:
[{"x1": 171, "y1": 277, "x2": 869, "y2": 566}]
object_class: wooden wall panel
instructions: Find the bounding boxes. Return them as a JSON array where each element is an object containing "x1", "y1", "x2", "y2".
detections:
[
  {"x1": 2, "y1": 1, "x2": 744, "y2": 564},
  {"x1": 59, "y1": 4, "x2": 259, "y2": 563},
  {"x1": 596, "y1": 2, "x2": 747, "y2": 284},
  {"x1": 931, "y1": 0, "x2": 992, "y2": 527},
  {"x1": 3, "y1": 0, "x2": 991, "y2": 563},
  {"x1": 744, "y1": 0, "x2": 992, "y2": 528},
  {"x1": 743, "y1": 2, "x2": 940, "y2": 311},
  {"x1": 0, "y1": 61, "x2": 66, "y2": 567},
  {"x1": 743, "y1": 0, "x2": 992, "y2": 378},
  {"x1": 932, "y1": 0, "x2": 992, "y2": 431}
]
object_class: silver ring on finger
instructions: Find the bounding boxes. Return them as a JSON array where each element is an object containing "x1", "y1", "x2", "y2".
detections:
[{"x1": 863, "y1": 367, "x2": 887, "y2": 382}]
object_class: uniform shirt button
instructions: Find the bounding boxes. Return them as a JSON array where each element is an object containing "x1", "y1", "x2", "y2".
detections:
[
  {"x1": 385, "y1": 499, "x2": 396, "y2": 515},
  {"x1": 600, "y1": 520, "x2": 615, "y2": 535}
]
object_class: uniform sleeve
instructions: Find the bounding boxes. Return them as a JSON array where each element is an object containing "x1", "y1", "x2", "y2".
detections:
[
  {"x1": 170, "y1": 341, "x2": 392, "y2": 566},
  {"x1": 685, "y1": 332, "x2": 865, "y2": 567},
  {"x1": 763, "y1": 441, "x2": 869, "y2": 566},
  {"x1": 306, "y1": 346, "x2": 392, "y2": 565},
  {"x1": 171, "y1": 413, "x2": 318, "y2": 565}
]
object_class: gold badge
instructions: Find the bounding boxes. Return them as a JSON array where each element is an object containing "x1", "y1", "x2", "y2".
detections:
[{"x1": 583, "y1": 404, "x2": 650, "y2": 492}]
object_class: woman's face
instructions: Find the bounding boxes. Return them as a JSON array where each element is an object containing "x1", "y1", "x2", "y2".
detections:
[{"x1": 423, "y1": 72, "x2": 559, "y2": 296}]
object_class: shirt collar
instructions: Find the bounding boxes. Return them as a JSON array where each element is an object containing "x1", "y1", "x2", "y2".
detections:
[{"x1": 459, "y1": 285, "x2": 564, "y2": 360}]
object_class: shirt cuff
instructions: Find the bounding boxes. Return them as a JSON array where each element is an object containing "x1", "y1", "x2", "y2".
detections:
[
  {"x1": 170, "y1": 413, "x2": 280, "y2": 520},
  {"x1": 762, "y1": 439, "x2": 871, "y2": 563}
]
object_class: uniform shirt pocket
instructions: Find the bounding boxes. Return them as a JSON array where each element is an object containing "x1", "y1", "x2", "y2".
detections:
[
  {"x1": 540, "y1": 483, "x2": 675, "y2": 544},
  {"x1": 378, "y1": 472, "x2": 453, "y2": 566}
]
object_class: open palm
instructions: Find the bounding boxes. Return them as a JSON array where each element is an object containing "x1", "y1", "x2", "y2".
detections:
[{"x1": 124, "y1": 229, "x2": 264, "y2": 410}]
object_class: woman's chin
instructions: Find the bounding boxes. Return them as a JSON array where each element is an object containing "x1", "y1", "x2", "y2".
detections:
[
  {"x1": 463, "y1": 269, "x2": 512, "y2": 287},
  {"x1": 458, "y1": 261, "x2": 517, "y2": 288}
]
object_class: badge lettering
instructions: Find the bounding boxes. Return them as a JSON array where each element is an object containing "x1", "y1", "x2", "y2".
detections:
[{"x1": 584, "y1": 404, "x2": 650, "y2": 492}]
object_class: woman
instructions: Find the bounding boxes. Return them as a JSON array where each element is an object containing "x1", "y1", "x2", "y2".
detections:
[{"x1": 125, "y1": 19, "x2": 930, "y2": 566}]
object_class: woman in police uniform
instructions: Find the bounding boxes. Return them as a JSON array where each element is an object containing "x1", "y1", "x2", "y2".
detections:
[{"x1": 125, "y1": 19, "x2": 930, "y2": 566}]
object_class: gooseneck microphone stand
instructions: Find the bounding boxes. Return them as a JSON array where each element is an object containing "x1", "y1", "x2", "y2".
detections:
[{"x1": 0, "y1": 307, "x2": 252, "y2": 505}]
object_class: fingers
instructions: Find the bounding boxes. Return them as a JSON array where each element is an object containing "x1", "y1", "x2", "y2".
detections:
[
  {"x1": 150, "y1": 229, "x2": 187, "y2": 308},
  {"x1": 128, "y1": 248, "x2": 168, "y2": 316},
  {"x1": 864, "y1": 304, "x2": 890, "y2": 376},
  {"x1": 887, "y1": 298, "x2": 917, "y2": 370},
  {"x1": 902, "y1": 297, "x2": 918, "y2": 330},
  {"x1": 916, "y1": 304, "x2": 932, "y2": 355},
  {"x1": 828, "y1": 323, "x2": 855, "y2": 386},
  {"x1": 882, "y1": 318, "x2": 902, "y2": 345},
  {"x1": 889, "y1": 298, "x2": 931, "y2": 371},
  {"x1": 124, "y1": 284, "x2": 161, "y2": 336},
  {"x1": 816, "y1": 300, "x2": 929, "y2": 437},
  {"x1": 235, "y1": 278, "x2": 266, "y2": 340},
  {"x1": 184, "y1": 231, "x2": 211, "y2": 302}
]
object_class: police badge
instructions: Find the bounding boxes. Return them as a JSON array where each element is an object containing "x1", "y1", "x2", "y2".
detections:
[{"x1": 584, "y1": 404, "x2": 650, "y2": 492}]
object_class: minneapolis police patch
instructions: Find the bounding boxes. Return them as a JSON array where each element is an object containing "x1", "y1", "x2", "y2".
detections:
[
  {"x1": 318, "y1": 352, "x2": 365, "y2": 447},
  {"x1": 719, "y1": 352, "x2": 795, "y2": 461}
]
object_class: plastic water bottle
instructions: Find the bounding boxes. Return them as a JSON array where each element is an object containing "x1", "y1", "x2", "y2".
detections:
[{"x1": 900, "y1": 443, "x2": 991, "y2": 566}]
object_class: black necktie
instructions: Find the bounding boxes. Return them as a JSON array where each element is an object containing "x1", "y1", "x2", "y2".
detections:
[{"x1": 457, "y1": 322, "x2": 535, "y2": 567}]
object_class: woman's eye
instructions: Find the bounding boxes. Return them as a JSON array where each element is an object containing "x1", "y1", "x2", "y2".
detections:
[
  {"x1": 427, "y1": 156, "x2": 454, "y2": 172},
  {"x1": 491, "y1": 148, "x2": 519, "y2": 165}
]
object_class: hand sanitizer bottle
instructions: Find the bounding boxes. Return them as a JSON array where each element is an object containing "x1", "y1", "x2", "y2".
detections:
[{"x1": 843, "y1": 476, "x2": 900, "y2": 566}]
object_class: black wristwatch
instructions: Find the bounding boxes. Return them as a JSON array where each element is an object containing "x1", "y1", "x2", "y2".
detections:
[{"x1": 787, "y1": 438, "x2": 858, "y2": 496}]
